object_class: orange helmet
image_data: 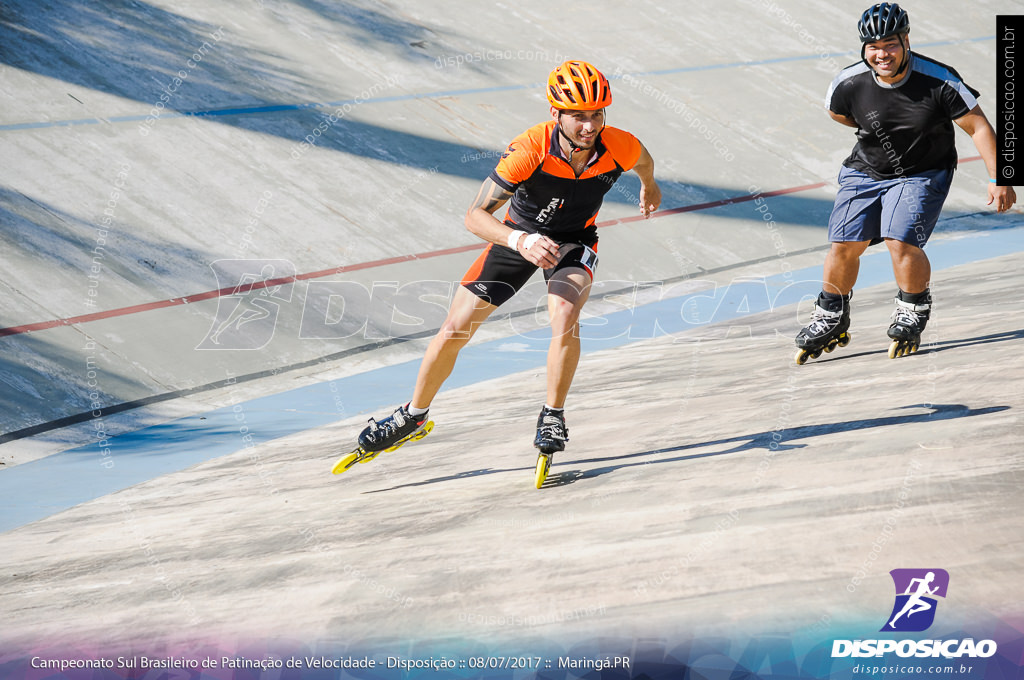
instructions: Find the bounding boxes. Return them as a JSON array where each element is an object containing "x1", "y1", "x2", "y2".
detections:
[{"x1": 546, "y1": 60, "x2": 612, "y2": 111}]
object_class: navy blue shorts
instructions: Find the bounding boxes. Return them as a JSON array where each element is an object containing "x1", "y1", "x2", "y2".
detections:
[{"x1": 827, "y1": 166, "x2": 954, "y2": 247}]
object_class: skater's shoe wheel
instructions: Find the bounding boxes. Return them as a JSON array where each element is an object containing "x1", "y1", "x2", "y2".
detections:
[
  {"x1": 888, "y1": 339, "x2": 919, "y2": 359},
  {"x1": 331, "y1": 449, "x2": 364, "y2": 475},
  {"x1": 795, "y1": 347, "x2": 823, "y2": 365},
  {"x1": 535, "y1": 453, "x2": 552, "y2": 489},
  {"x1": 797, "y1": 332, "x2": 850, "y2": 364},
  {"x1": 823, "y1": 332, "x2": 851, "y2": 354}
]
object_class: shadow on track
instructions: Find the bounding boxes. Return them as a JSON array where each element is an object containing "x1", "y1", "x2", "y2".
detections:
[
  {"x1": 365, "y1": 402, "x2": 1009, "y2": 492},
  {"x1": 788, "y1": 328, "x2": 1024, "y2": 364}
]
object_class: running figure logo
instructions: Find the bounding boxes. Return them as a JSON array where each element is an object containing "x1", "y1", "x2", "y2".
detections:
[
  {"x1": 881, "y1": 568, "x2": 950, "y2": 632},
  {"x1": 196, "y1": 259, "x2": 295, "y2": 350}
]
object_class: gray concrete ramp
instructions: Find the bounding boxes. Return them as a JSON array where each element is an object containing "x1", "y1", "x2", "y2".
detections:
[{"x1": 0, "y1": 246, "x2": 1022, "y2": 672}]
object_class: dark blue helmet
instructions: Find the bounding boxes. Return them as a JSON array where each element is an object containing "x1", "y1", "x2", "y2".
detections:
[{"x1": 858, "y1": 3, "x2": 910, "y2": 42}]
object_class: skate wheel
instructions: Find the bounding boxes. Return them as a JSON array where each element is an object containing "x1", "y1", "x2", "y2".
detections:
[
  {"x1": 331, "y1": 450, "x2": 363, "y2": 475},
  {"x1": 535, "y1": 453, "x2": 552, "y2": 489},
  {"x1": 837, "y1": 332, "x2": 851, "y2": 348},
  {"x1": 823, "y1": 338, "x2": 838, "y2": 353},
  {"x1": 795, "y1": 348, "x2": 810, "y2": 365},
  {"x1": 889, "y1": 339, "x2": 922, "y2": 359}
]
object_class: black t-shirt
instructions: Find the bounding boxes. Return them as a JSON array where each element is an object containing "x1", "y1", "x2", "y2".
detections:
[{"x1": 826, "y1": 53, "x2": 980, "y2": 179}]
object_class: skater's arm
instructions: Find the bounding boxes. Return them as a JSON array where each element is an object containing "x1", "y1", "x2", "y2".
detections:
[
  {"x1": 954, "y1": 105, "x2": 1017, "y2": 213},
  {"x1": 828, "y1": 110, "x2": 859, "y2": 128},
  {"x1": 632, "y1": 142, "x2": 661, "y2": 218},
  {"x1": 464, "y1": 178, "x2": 559, "y2": 268}
]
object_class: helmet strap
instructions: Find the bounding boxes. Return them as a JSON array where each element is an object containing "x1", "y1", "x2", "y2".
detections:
[
  {"x1": 557, "y1": 120, "x2": 585, "y2": 156},
  {"x1": 555, "y1": 110, "x2": 605, "y2": 157},
  {"x1": 893, "y1": 34, "x2": 910, "y2": 76}
]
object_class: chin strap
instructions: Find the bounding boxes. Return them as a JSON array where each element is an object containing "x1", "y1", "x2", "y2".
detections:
[
  {"x1": 556, "y1": 111, "x2": 605, "y2": 156},
  {"x1": 556, "y1": 120, "x2": 585, "y2": 155},
  {"x1": 893, "y1": 35, "x2": 910, "y2": 76}
]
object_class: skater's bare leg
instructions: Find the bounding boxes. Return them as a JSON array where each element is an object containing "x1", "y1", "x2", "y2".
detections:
[
  {"x1": 822, "y1": 240, "x2": 872, "y2": 295},
  {"x1": 410, "y1": 286, "x2": 497, "y2": 409},
  {"x1": 885, "y1": 238, "x2": 930, "y2": 294},
  {"x1": 545, "y1": 267, "x2": 591, "y2": 409}
]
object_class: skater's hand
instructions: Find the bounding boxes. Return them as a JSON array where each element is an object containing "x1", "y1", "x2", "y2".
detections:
[
  {"x1": 988, "y1": 182, "x2": 1016, "y2": 213},
  {"x1": 640, "y1": 179, "x2": 661, "y2": 218},
  {"x1": 631, "y1": 144, "x2": 661, "y2": 218},
  {"x1": 518, "y1": 233, "x2": 560, "y2": 269}
]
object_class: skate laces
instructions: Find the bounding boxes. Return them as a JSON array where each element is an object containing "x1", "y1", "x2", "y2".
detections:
[
  {"x1": 367, "y1": 408, "x2": 408, "y2": 439},
  {"x1": 891, "y1": 299, "x2": 929, "y2": 327},
  {"x1": 806, "y1": 305, "x2": 842, "y2": 335},
  {"x1": 538, "y1": 413, "x2": 568, "y2": 442}
]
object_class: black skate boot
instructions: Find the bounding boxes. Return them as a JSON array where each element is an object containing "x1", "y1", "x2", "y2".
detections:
[
  {"x1": 534, "y1": 406, "x2": 569, "y2": 454},
  {"x1": 794, "y1": 292, "x2": 852, "y2": 365},
  {"x1": 357, "y1": 404, "x2": 430, "y2": 453},
  {"x1": 887, "y1": 291, "x2": 930, "y2": 359},
  {"x1": 533, "y1": 406, "x2": 568, "y2": 489}
]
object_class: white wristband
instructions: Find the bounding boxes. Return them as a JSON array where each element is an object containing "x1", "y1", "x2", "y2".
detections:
[
  {"x1": 507, "y1": 230, "x2": 526, "y2": 251},
  {"x1": 522, "y1": 233, "x2": 541, "y2": 250}
]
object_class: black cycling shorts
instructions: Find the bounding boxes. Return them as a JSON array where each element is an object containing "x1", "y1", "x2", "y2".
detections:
[{"x1": 460, "y1": 239, "x2": 599, "y2": 307}]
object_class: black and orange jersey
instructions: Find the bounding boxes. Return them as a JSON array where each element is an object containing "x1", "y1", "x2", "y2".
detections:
[{"x1": 488, "y1": 120, "x2": 642, "y2": 245}]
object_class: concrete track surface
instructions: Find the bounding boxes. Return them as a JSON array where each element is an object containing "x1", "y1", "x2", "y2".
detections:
[{"x1": 0, "y1": 0, "x2": 1022, "y2": 677}]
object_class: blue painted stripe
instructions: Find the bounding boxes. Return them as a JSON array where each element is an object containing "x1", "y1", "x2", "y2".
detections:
[
  {"x1": 629, "y1": 35, "x2": 995, "y2": 78},
  {"x1": 0, "y1": 225, "x2": 1021, "y2": 532},
  {"x1": 0, "y1": 37, "x2": 993, "y2": 133}
]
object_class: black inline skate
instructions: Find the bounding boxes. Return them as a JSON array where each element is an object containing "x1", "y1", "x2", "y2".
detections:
[
  {"x1": 795, "y1": 292, "x2": 852, "y2": 365},
  {"x1": 331, "y1": 404, "x2": 433, "y2": 475},
  {"x1": 887, "y1": 291, "x2": 930, "y2": 359},
  {"x1": 533, "y1": 406, "x2": 568, "y2": 489}
]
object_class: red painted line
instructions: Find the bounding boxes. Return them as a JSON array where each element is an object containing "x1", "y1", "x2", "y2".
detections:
[
  {"x1": 0, "y1": 242, "x2": 490, "y2": 338},
  {"x1": 596, "y1": 181, "x2": 828, "y2": 228},
  {"x1": 0, "y1": 161, "x2": 983, "y2": 339}
]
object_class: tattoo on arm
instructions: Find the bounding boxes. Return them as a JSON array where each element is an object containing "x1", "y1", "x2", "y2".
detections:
[{"x1": 471, "y1": 180, "x2": 513, "y2": 214}]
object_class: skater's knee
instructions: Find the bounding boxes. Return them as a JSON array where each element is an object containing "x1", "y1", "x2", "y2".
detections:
[
  {"x1": 885, "y1": 237, "x2": 925, "y2": 258},
  {"x1": 437, "y1": 317, "x2": 476, "y2": 345},
  {"x1": 548, "y1": 304, "x2": 582, "y2": 337},
  {"x1": 830, "y1": 241, "x2": 870, "y2": 260}
]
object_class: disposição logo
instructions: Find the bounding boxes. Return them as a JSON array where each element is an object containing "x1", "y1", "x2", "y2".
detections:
[
  {"x1": 882, "y1": 568, "x2": 949, "y2": 632},
  {"x1": 831, "y1": 569, "x2": 998, "y2": 659}
]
